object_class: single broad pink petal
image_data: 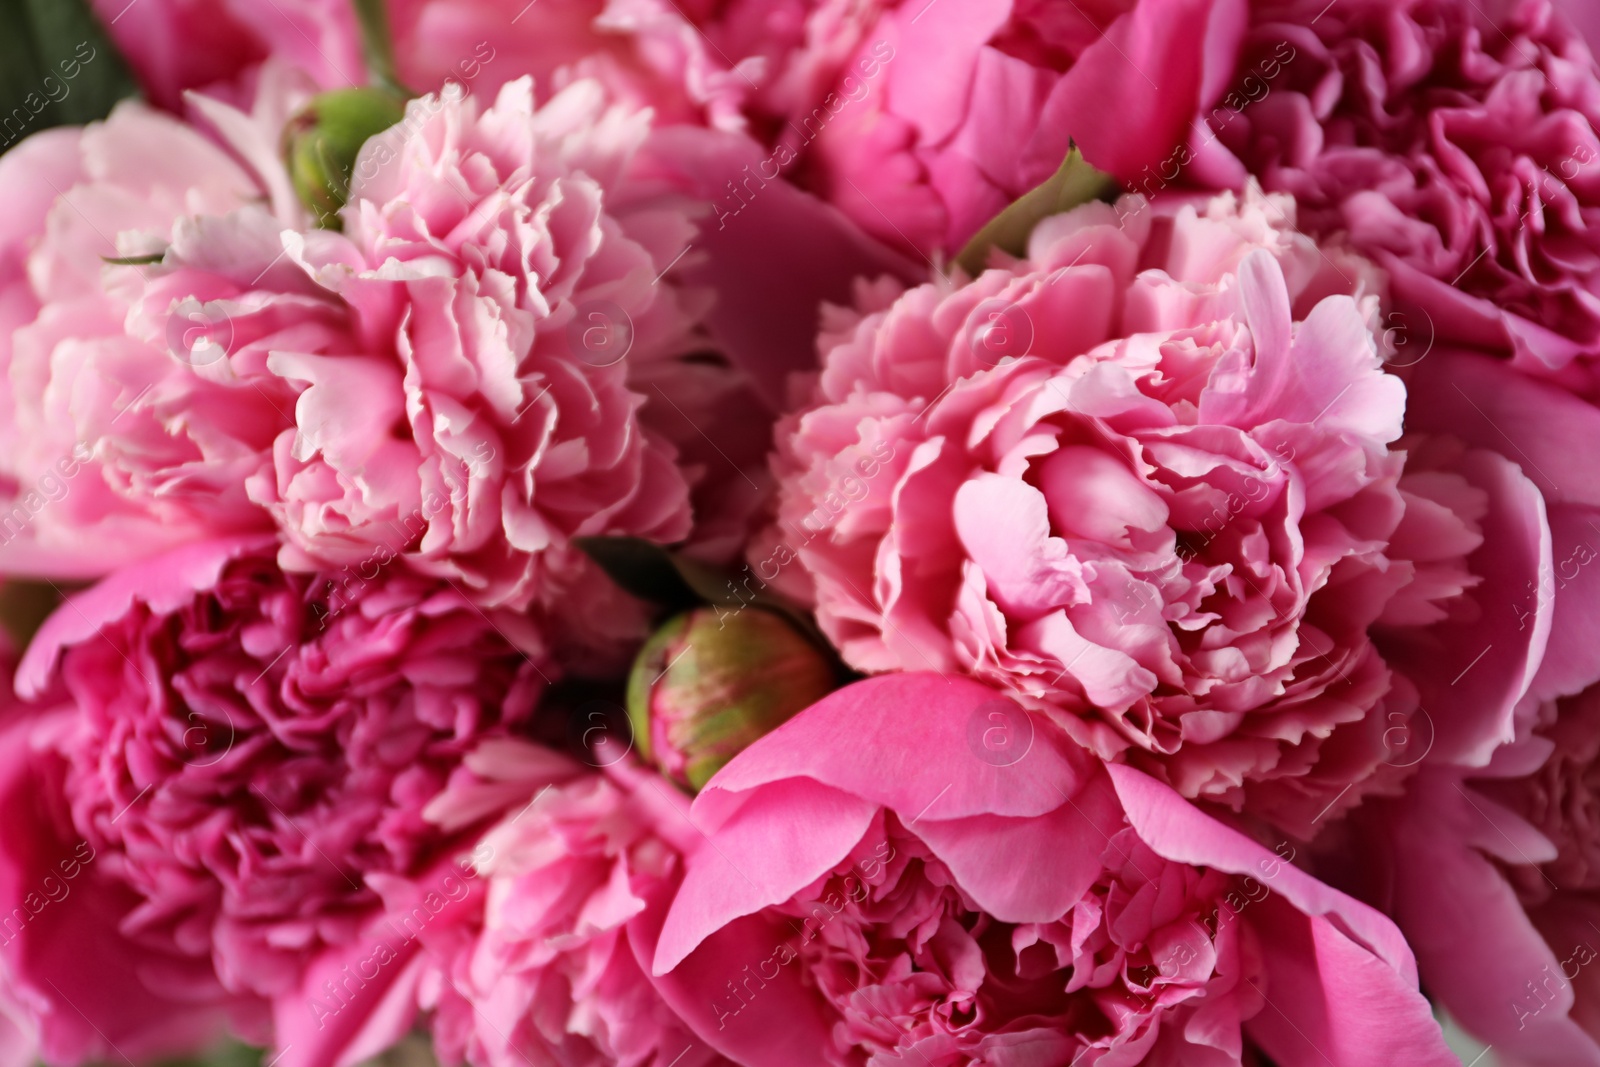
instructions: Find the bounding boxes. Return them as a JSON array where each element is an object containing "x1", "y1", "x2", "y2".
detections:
[
  {"x1": 909, "y1": 772, "x2": 1123, "y2": 922},
  {"x1": 1106, "y1": 764, "x2": 1419, "y2": 980},
  {"x1": 630, "y1": 878, "x2": 835, "y2": 1066},
  {"x1": 656, "y1": 778, "x2": 876, "y2": 972},
  {"x1": 1404, "y1": 351, "x2": 1600, "y2": 510},
  {"x1": 1047, "y1": 0, "x2": 1246, "y2": 182},
  {"x1": 1535, "y1": 503, "x2": 1600, "y2": 700},
  {"x1": 0, "y1": 1006, "x2": 31, "y2": 1067},
  {"x1": 1555, "y1": 0, "x2": 1600, "y2": 53},
  {"x1": 885, "y1": 0, "x2": 1015, "y2": 148},
  {"x1": 1385, "y1": 770, "x2": 1600, "y2": 1065},
  {"x1": 269, "y1": 939, "x2": 427, "y2": 1067},
  {"x1": 693, "y1": 673, "x2": 1095, "y2": 827},
  {"x1": 1379, "y1": 448, "x2": 1552, "y2": 763},
  {"x1": 1245, "y1": 905, "x2": 1458, "y2": 1067},
  {"x1": 647, "y1": 127, "x2": 922, "y2": 408},
  {"x1": 0, "y1": 130, "x2": 83, "y2": 247}
]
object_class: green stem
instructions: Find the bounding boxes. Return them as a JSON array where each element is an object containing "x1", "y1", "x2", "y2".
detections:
[{"x1": 349, "y1": 0, "x2": 408, "y2": 96}]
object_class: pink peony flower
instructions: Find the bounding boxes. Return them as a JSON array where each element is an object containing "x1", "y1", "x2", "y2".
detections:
[
  {"x1": 691, "y1": 0, "x2": 1249, "y2": 258},
  {"x1": 0, "y1": 603, "x2": 258, "y2": 1066},
  {"x1": 1325, "y1": 351, "x2": 1600, "y2": 1065},
  {"x1": 766, "y1": 187, "x2": 1550, "y2": 830},
  {"x1": 0, "y1": 82, "x2": 318, "y2": 579},
  {"x1": 0, "y1": 70, "x2": 718, "y2": 609},
  {"x1": 243, "y1": 76, "x2": 705, "y2": 608},
  {"x1": 644, "y1": 673, "x2": 1456, "y2": 1067},
  {"x1": 93, "y1": 0, "x2": 754, "y2": 130},
  {"x1": 88, "y1": 0, "x2": 360, "y2": 110},
  {"x1": 1187, "y1": 0, "x2": 1600, "y2": 399},
  {"x1": 367, "y1": 740, "x2": 734, "y2": 1067},
  {"x1": 4, "y1": 536, "x2": 551, "y2": 1066}
]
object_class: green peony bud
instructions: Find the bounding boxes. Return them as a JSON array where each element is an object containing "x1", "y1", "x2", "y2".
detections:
[
  {"x1": 627, "y1": 607, "x2": 837, "y2": 791},
  {"x1": 282, "y1": 87, "x2": 406, "y2": 227}
]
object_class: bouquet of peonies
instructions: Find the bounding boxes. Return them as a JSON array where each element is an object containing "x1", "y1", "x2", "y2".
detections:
[{"x1": 5, "y1": 0, "x2": 1600, "y2": 1064}]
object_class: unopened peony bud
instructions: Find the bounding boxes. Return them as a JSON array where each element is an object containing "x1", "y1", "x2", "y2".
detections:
[
  {"x1": 282, "y1": 88, "x2": 406, "y2": 226},
  {"x1": 627, "y1": 608, "x2": 836, "y2": 791}
]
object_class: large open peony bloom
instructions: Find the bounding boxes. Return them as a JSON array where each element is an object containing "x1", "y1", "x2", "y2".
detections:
[
  {"x1": 645, "y1": 674, "x2": 1456, "y2": 1067},
  {"x1": 767, "y1": 187, "x2": 1550, "y2": 830},
  {"x1": 1189, "y1": 0, "x2": 1600, "y2": 399},
  {"x1": 1326, "y1": 352, "x2": 1600, "y2": 1065},
  {"x1": 249, "y1": 75, "x2": 703, "y2": 607},
  {"x1": 0, "y1": 537, "x2": 550, "y2": 1066},
  {"x1": 0, "y1": 69, "x2": 717, "y2": 608},
  {"x1": 0, "y1": 78, "x2": 315, "y2": 578}
]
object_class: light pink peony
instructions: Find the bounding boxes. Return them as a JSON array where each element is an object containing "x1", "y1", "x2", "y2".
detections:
[
  {"x1": 241, "y1": 76, "x2": 704, "y2": 607},
  {"x1": 4, "y1": 536, "x2": 550, "y2": 1067},
  {"x1": 1187, "y1": 0, "x2": 1600, "y2": 399},
  {"x1": 766, "y1": 187, "x2": 1550, "y2": 831},
  {"x1": 363, "y1": 740, "x2": 734, "y2": 1067},
  {"x1": 645, "y1": 673, "x2": 1456, "y2": 1067},
  {"x1": 0, "y1": 81, "x2": 319, "y2": 578},
  {"x1": 0, "y1": 70, "x2": 716, "y2": 609}
]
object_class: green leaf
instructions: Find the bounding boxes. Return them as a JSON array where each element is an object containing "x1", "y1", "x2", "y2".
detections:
[
  {"x1": 101, "y1": 250, "x2": 165, "y2": 265},
  {"x1": 954, "y1": 146, "x2": 1117, "y2": 276},
  {"x1": 0, "y1": 0, "x2": 139, "y2": 155},
  {"x1": 574, "y1": 536, "x2": 703, "y2": 611}
]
